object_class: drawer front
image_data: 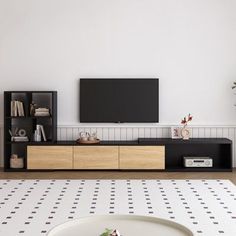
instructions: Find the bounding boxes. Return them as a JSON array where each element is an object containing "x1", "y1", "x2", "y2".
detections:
[
  {"x1": 27, "y1": 146, "x2": 73, "y2": 169},
  {"x1": 74, "y1": 146, "x2": 119, "y2": 169},
  {"x1": 119, "y1": 146, "x2": 165, "y2": 169}
]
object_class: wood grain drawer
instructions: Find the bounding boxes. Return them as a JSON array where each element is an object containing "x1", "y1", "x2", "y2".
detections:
[
  {"x1": 73, "y1": 146, "x2": 119, "y2": 169},
  {"x1": 27, "y1": 146, "x2": 73, "y2": 169},
  {"x1": 119, "y1": 146, "x2": 165, "y2": 169}
]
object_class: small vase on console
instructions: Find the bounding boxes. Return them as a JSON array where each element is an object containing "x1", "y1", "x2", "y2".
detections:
[
  {"x1": 180, "y1": 114, "x2": 193, "y2": 140},
  {"x1": 181, "y1": 125, "x2": 190, "y2": 140}
]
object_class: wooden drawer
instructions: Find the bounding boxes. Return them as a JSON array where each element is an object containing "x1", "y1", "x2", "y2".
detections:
[
  {"x1": 73, "y1": 146, "x2": 119, "y2": 169},
  {"x1": 27, "y1": 146, "x2": 73, "y2": 169},
  {"x1": 119, "y1": 146, "x2": 165, "y2": 169}
]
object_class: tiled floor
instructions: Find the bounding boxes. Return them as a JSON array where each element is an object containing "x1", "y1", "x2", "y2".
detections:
[{"x1": 0, "y1": 179, "x2": 236, "y2": 235}]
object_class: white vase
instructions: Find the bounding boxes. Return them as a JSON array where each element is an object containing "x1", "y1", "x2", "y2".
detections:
[{"x1": 181, "y1": 126, "x2": 190, "y2": 140}]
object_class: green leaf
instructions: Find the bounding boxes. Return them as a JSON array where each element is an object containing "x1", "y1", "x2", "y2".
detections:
[
  {"x1": 100, "y1": 233, "x2": 108, "y2": 236},
  {"x1": 100, "y1": 228, "x2": 112, "y2": 236}
]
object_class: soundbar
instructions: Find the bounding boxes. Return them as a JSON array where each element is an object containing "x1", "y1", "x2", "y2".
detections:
[{"x1": 183, "y1": 157, "x2": 213, "y2": 167}]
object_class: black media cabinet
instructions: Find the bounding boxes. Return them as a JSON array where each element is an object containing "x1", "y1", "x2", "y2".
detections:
[{"x1": 24, "y1": 138, "x2": 232, "y2": 172}]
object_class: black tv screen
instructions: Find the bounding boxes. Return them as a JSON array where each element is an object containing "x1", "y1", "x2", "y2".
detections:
[{"x1": 80, "y1": 79, "x2": 159, "y2": 123}]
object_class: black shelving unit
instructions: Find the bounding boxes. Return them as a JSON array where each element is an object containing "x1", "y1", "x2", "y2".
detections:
[
  {"x1": 4, "y1": 91, "x2": 57, "y2": 171},
  {"x1": 138, "y1": 138, "x2": 232, "y2": 172}
]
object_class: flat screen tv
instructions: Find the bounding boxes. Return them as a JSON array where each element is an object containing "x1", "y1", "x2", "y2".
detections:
[{"x1": 80, "y1": 79, "x2": 159, "y2": 123}]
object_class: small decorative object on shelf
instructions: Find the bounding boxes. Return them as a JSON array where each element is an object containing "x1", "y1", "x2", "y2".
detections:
[
  {"x1": 10, "y1": 154, "x2": 24, "y2": 169},
  {"x1": 88, "y1": 131, "x2": 97, "y2": 141},
  {"x1": 29, "y1": 101, "x2": 37, "y2": 116},
  {"x1": 18, "y1": 128, "x2": 26, "y2": 137},
  {"x1": 12, "y1": 136, "x2": 29, "y2": 142},
  {"x1": 33, "y1": 129, "x2": 41, "y2": 142},
  {"x1": 34, "y1": 107, "x2": 50, "y2": 116},
  {"x1": 77, "y1": 131, "x2": 100, "y2": 144},
  {"x1": 9, "y1": 128, "x2": 29, "y2": 142},
  {"x1": 79, "y1": 131, "x2": 89, "y2": 141},
  {"x1": 171, "y1": 126, "x2": 181, "y2": 139},
  {"x1": 180, "y1": 113, "x2": 193, "y2": 140}
]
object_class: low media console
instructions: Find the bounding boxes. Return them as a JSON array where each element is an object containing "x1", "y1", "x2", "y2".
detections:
[{"x1": 26, "y1": 138, "x2": 232, "y2": 172}]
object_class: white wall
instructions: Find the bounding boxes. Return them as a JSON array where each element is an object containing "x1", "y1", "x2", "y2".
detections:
[
  {"x1": 1, "y1": 1, "x2": 236, "y2": 167},
  {"x1": 0, "y1": 0, "x2": 236, "y2": 126}
]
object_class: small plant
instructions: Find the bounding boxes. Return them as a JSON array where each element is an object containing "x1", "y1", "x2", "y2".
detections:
[
  {"x1": 100, "y1": 229, "x2": 121, "y2": 236},
  {"x1": 232, "y1": 82, "x2": 236, "y2": 89},
  {"x1": 100, "y1": 228, "x2": 113, "y2": 236},
  {"x1": 181, "y1": 114, "x2": 193, "y2": 127}
]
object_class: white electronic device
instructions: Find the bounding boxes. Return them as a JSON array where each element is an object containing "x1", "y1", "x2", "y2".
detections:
[{"x1": 183, "y1": 157, "x2": 213, "y2": 167}]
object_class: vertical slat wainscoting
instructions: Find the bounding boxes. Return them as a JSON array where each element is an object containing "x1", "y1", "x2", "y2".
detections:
[
  {"x1": 57, "y1": 127, "x2": 174, "y2": 141},
  {"x1": 227, "y1": 128, "x2": 235, "y2": 168},
  {"x1": 57, "y1": 126, "x2": 236, "y2": 167}
]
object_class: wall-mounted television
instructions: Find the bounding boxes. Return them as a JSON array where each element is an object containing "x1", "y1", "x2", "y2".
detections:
[{"x1": 80, "y1": 78, "x2": 159, "y2": 123}]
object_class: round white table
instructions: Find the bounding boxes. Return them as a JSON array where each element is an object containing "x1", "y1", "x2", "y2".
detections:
[{"x1": 47, "y1": 215, "x2": 194, "y2": 236}]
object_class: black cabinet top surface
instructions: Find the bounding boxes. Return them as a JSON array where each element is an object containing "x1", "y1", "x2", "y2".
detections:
[
  {"x1": 138, "y1": 138, "x2": 232, "y2": 144},
  {"x1": 4, "y1": 91, "x2": 57, "y2": 93},
  {"x1": 27, "y1": 138, "x2": 232, "y2": 146}
]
